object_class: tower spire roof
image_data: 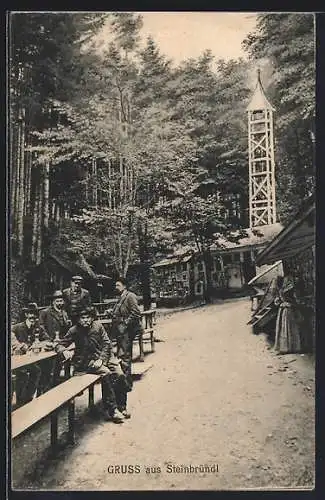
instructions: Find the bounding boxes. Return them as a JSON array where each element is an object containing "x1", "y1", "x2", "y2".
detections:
[{"x1": 246, "y1": 69, "x2": 275, "y2": 111}]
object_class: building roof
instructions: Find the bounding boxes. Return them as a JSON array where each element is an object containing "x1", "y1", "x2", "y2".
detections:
[
  {"x1": 151, "y1": 253, "x2": 193, "y2": 268},
  {"x1": 50, "y1": 252, "x2": 97, "y2": 279},
  {"x1": 255, "y1": 195, "x2": 315, "y2": 266},
  {"x1": 247, "y1": 261, "x2": 283, "y2": 286},
  {"x1": 210, "y1": 223, "x2": 283, "y2": 253},
  {"x1": 246, "y1": 69, "x2": 275, "y2": 112}
]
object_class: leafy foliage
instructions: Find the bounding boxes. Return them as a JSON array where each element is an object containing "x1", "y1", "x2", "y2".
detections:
[{"x1": 242, "y1": 13, "x2": 315, "y2": 223}]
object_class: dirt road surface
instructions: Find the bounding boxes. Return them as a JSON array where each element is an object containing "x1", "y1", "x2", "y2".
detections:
[{"x1": 12, "y1": 298, "x2": 315, "y2": 491}]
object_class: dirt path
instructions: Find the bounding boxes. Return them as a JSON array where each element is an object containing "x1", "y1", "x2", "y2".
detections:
[{"x1": 13, "y1": 298, "x2": 315, "y2": 491}]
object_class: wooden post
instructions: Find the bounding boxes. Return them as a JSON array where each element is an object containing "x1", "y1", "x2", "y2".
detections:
[
  {"x1": 50, "y1": 411, "x2": 59, "y2": 451},
  {"x1": 88, "y1": 385, "x2": 95, "y2": 408},
  {"x1": 67, "y1": 400, "x2": 75, "y2": 445}
]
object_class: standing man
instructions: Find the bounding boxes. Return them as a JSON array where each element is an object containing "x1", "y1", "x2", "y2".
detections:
[
  {"x1": 11, "y1": 305, "x2": 50, "y2": 406},
  {"x1": 63, "y1": 276, "x2": 91, "y2": 325},
  {"x1": 110, "y1": 277, "x2": 143, "y2": 419},
  {"x1": 55, "y1": 307, "x2": 127, "y2": 423}
]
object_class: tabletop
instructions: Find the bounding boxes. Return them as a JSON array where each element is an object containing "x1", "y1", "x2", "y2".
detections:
[{"x1": 11, "y1": 350, "x2": 58, "y2": 371}]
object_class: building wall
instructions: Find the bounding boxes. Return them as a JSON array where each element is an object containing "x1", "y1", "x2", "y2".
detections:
[
  {"x1": 282, "y1": 245, "x2": 315, "y2": 352},
  {"x1": 152, "y1": 247, "x2": 262, "y2": 302}
]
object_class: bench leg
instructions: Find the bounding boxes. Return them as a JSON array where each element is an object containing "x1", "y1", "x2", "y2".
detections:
[
  {"x1": 151, "y1": 331, "x2": 155, "y2": 352},
  {"x1": 139, "y1": 334, "x2": 144, "y2": 362},
  {"x1": 88, "y1": 385, "x2": 95, "y2": 408},
  {"x1": 68, "y1": 400, "x2": 75, "y2": 445},
  {"x1": 64, "y1": 361, "x2": 72, "y2": 379},
  {"x1": 50, "y1": 412, "x2": 59, "y2": 452}
]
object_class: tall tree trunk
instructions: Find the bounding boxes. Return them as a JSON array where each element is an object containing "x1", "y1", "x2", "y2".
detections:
[
  {"x1": 43, "y1": 161, "x2": 50, "y2": 229},
  {"x1": 42, "y1": 160, "x2": 50, "y2": 263},
  {"x1": 108, "y1": 159, "x2": 112, "y2": 209},
  {"x1": 202, "y1": 248, "x2": 213, "y2": 304},
  {"x1": 31, "y1": 170, "x2": 40, "y2": 263},
  {"x1": 137, "y1": 220, "x2": 151, "y2": 310},
  {"x1": 36, "y1": 170, "x2": 44, "y2": 265},
  {"x1": 24, "y1": 145, "x2": 32, "y2": 216},
  {"x1": 119, "y1": 154, "x2": 124, "y2": 204},
  {"x1": 92, "y1": 158, "x2": 98, "y2": 207},
  {"x1": 16, "y1": 106, "x2": 26, "y2": 257},
  {"x1": 10, "y1": 122, "x2": 18, "y2": 233}
]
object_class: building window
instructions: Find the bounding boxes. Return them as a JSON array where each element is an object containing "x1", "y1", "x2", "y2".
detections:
[
  {"x1": 197, "y1": 262, "x2": 203, "y2": 271},
  {"x1": 215, "y1": 258, "x2": 222, "y2": 271},
  {"x1": 182, "y1": 262, "x2": 187, "y2": 271},
  {"x1": 223, "y1": 254, "x2": 231, "y2": 265},
  {"x1": 199, "y1": 271, "x2": 205, "y2": 280}
]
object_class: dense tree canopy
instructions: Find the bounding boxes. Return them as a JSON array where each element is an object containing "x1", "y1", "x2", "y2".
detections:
[
  {"x1": 9, "y1": 12, "x2": 315, "y2": 310},
  {"x1": 242, "y1": 13, "x2": 315, "y2": 223}
]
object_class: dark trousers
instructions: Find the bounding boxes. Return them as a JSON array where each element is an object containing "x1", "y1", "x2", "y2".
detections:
[
  {"x1": 75, "y1": 363, "x2": 126, "y2": 415},
  {"x1": 115, "y1": 332, "x2": 133, "y2": 410},
  {"x1": 15, "y1": 366, "x2": 41, "y2": 406},
  {"x1": 37, "y1": 358, "x2": 60, "y2": 395}
]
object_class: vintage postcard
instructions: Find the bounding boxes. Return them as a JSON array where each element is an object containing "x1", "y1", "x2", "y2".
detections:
[{"x1": 8, "y1": 11, "x2": 315, "y2": 492}]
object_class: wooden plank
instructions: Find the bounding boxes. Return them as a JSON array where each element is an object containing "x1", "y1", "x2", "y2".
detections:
[
  {"x1": 11, "y1": 351, "x2": 57, "y2": 371},
  {"x1": 12, "y1": 373, "x2": 101, "y2": 438},
  {"x1": 250, "y1": 307, "x2": 275, "y2": 328}
]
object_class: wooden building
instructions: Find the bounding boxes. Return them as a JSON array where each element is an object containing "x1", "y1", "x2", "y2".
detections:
[
  {"x1": 151, "y1": 223, "x2": 283, "y2": 305},
  {"x1": 26, "y1": 250, "x2": 111, "y2": 306},
  {"x1": 254, "y1": 194, "x2": 315, "y2": 352}
]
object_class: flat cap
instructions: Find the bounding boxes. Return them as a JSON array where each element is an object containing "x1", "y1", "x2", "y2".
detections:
[
  {"x1": 52, "y1": 290, "x2": 63, "y2": 299},
  {"x1": 71, "y1": 275, "x2": 83, "y2": 282}
]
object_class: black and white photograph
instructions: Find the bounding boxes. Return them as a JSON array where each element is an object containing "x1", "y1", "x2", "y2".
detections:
[{"x1": 8, "y1": 11, "x2": 315, "y2": 491}]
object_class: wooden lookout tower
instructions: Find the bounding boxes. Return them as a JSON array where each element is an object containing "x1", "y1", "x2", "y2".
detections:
[{"x1": 247, "y1": 69, "x2": 276, "y2": 228}]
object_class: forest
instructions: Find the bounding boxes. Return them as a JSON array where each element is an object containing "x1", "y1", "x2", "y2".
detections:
[{"x1": 9, "y1": 12, "x2": 315, "y2": 316}]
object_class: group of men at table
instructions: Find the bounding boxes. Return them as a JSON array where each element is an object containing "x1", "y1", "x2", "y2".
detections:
[{"x1": 11, "y1": 275, "x2": 144, "y2": 423}]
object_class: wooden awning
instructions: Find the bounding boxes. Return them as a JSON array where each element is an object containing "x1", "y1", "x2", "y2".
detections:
[{"x1": 255, "y1": 195, "x2": 315, "y2": 266}]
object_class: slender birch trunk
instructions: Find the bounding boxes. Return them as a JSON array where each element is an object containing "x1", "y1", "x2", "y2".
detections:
[
  {"x1": 10, "y1": 122, "x2": 18, "y2": 231},
  {"x1": 16, "y1": 107, "x2": 26, "y2": 257},
  {"x1": 43, "y1": 161, "x2": 50, "y2": 230},
  {"x1": 31, "y1": 171, "x2": 40, "y2": 262},
  {"x1": 36, "y1": 171, "x2": 44, "y2": 265},
  {"x1": 92, "y1": 157, "x2": 98, "y2": 207}
]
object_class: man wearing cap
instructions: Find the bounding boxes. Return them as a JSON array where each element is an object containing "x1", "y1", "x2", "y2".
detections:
[
  {"x1": 63, "y1": 276, "x2": 91, "y2": 325},
  {"x1": 11, "y1": 306, "x2": 51, "y2": 406},
  {"x1": 39, "y1": 290, "x2": 72, "y2": 340},
  {"x1": 56, "y1": 307, "x2": 127, "y2": 423},
  {"x1": 38, "y1": 290, "x2": 72, "y2": 389},
  {"x1": 110, "y1": 277, "x2": 143, "y2": 419}
]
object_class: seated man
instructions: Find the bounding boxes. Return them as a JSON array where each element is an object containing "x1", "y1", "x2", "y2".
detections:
[
  {"x1": 39, "y1": 290, "x2": 72, "y2": 388},
  {"x1": 55, "y1": 307, "x2": 127, "y2": 424},
  {"x1": 39, "y1": 290, "x2": 72, "y2": 340},
  {"x1": 63, "y1": 276, "x2": 91, "y2": 325},
  {"x1": 11, "y1": 305, "x2": 51, "y2": 407}
]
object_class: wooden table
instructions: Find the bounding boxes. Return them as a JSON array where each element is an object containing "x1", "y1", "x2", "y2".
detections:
[
  {"x1": 11, "y1": 350, "x2": 58, "y2": 371},
  {"x1": 11, "y1": 349, "x2": 71, "y2": 409}
]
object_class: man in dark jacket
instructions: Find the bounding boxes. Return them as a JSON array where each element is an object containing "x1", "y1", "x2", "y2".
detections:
[
  {"x1": 110, "y1": 277, "x2": 143, "y2": 419},
  {"x1": 63, "y1": 276, "x2": 91, "y2": 325},
  {"x1": 55, "y1": 307, "x2": 126, "y2": 423},
  {"x1": 11, "y1": 306, "x2": 51, "y2": 406},
  {"x1": 39, "y1": 290, "x2": 72, "y2": 340},
  {"x1": 39, "y1": 290, "x2": 72, "y2": 388}
]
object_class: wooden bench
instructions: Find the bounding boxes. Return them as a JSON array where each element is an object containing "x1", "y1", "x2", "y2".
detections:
[
  {"x1": 101, "y1": 309, "x2": 157, "y2": 362},
  {"x1": 12, "y1": 373, "x2": 102, "y2": 453},
  {"x1": 134, "y1": 309, "x2": 156, "y2": 361}
]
